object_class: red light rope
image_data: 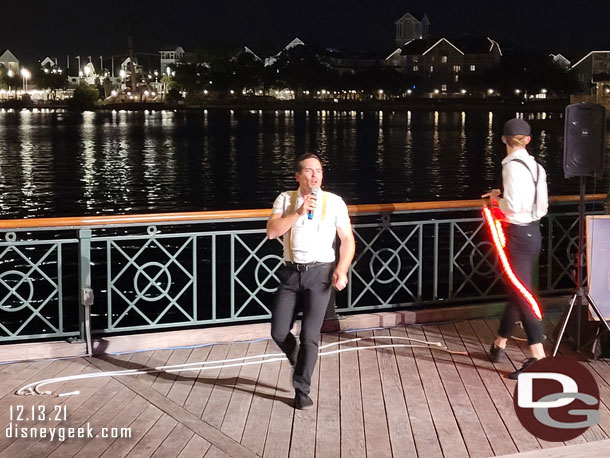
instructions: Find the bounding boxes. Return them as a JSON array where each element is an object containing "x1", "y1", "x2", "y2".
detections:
[{"x1": 482, "y1": 207, "x2": 543, "y2": 320}]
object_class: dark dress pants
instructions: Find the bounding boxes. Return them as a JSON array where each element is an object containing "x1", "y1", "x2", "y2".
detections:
[
  {"x1": 498, "y1": 222, "x2": 545, "y2": 345},
  {"x1": 270, "y1": 262, "x2": 333, "y2": 395}
]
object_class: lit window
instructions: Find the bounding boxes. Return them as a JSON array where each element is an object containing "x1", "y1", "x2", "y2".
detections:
[
  {"x1": 413, "y1": 65, "x2": 419, "y2": 72},
  {"x1": 453, "y1": 65, "x2": 461, "y2": 72},
  {"x1": 413, "y1": 56, "x2": 419, "y2": 63},
  {"x1": 429, "y1": 66, "x2": 434, "y2": 72},
  {"x1": 441, "y1": 56, "x2": 447, "y2": 63},
  {"x1": 441, "y1": 84, "x2": 447, "y2": 91},
  {"x1": 470, "y1": 65, "x2": 476, "y2": 71}
]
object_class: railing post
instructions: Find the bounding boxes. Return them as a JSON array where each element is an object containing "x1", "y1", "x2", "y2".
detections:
[{"x1": 78, "y1": 229, "x2": 94, "y2": 355}]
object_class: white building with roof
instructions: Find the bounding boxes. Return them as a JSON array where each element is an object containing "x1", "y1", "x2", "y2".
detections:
[
  {"x1": 0, "y1": 49, "x2": 20, "y2": 73},
  {"x1": 159, "y1": 45, "x2": 185, "y2": 74}
]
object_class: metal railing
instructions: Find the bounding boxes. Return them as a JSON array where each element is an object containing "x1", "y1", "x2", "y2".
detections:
[{"x1": 0, "y1": 195, "x2": 605, "y2": 343}]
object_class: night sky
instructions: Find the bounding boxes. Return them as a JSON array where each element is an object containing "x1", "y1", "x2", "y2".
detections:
[{"x1": 2, "y1": 1, "x2": 610, "y2": 64}]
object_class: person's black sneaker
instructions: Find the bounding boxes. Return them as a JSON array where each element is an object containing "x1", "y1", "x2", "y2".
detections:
[
  {"x1": 508, "y1": 357, "x2": 538, "y2": 380},
  {"x1": 294, "y1": 391, "x2": 314, "y2": 410},
  {"x1": 489, "y1": 343, "x2": 507, "y2": 363}
]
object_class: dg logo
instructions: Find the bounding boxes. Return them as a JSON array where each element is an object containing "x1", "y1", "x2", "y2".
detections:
[{"x1": 513, "y1": 356, "x2": 600, "y2": 441}]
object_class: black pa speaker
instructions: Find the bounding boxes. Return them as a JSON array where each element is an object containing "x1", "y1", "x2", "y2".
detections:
[{"x1": 563, "y1": 102, "x2": 606, "y2": 179}]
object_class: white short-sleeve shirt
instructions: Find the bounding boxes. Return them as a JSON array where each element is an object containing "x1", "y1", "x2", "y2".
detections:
[
  {"x1": 499, "y1": 149, "x2": 549, "y2": 225},
  {"x1": 271, "y1": 189, "x2": 351, "y2": 263}
]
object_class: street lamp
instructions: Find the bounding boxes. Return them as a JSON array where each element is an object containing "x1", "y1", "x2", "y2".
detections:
[{"x1": 20, "y1": 68, "x2": 30, "y2": 92}]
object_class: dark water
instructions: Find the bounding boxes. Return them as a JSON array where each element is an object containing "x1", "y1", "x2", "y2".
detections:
[{"x1": 0, "y1": 108, "x2": 608, "y2": 219}]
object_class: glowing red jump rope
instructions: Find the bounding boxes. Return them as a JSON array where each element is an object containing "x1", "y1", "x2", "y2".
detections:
[{"x1": 482, "y1": 205, "x2": 543, "y2": 320}]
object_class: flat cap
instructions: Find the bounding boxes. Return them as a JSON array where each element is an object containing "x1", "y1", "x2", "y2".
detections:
[{"x1": 503, "y1": 118, "x2": 531, "y2": 136}]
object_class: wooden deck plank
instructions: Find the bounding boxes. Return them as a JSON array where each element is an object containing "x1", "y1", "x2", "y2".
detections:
[
  {"x1": 88, "y1": 355, "x2": 258, "y2": 458},
  {"x1": 457, "y1": 320, "x2": 541, "y2": 453},
  {"x1": 14, "y1": 377, "x2": 124, "y2": 458},
  {"x1": 167, "y1": 345, "x2": 213, "y2": 407},
  {"x1": 288, "y1": 337, "x2": 321, "y2": 458},
  {"x1": 0, "y1": 358, "x2": 95, "y2": 457},
  {"x1": 373, "y1": 328, "x2": 417, "y2": 458},
  {"x1": 177, "y1": 434, "x2": 213, "y2": 458},
  {"x1": 127, "y1": 349, "x2": 158, "y2": 383},
  {"x1": 315, "y1": 333, "x2": 341, "y2": 458},
  {"x1": 437, "y1": 323, "x2": 519, "y2": 456},
  {"x1": 99, "y1": 404, "x2": 165, "y2": 458},
  {"x1": 338, "y1": 331, "x2": 365, "y2": 458},
  {"x1": 356, "y1": 330, "x2": 393, "y2": 458},
  {"x1": 72, "y1": 394, "x2": 157, "y2": 458},
  {"x1": 421, "y1": 324, "x2": 494, "y2": 458},
  {"x1": 150, "y1": 423, "x2": 195, "y2": 458},
  {"x1": 220, "y1": 340, "x2": 267, "y2": 441},
  {"x1": 263, "y1": 355, "x2": 294, "y2": 458},
  {"x1": 0, "y1": 357, "x2": 70, "y2": 401},
  {"x1": 390, "y1": 326, "x2": 442, "y2": 458},
  {"x1": 45, "y1": 384, "x2": 139, "y2": 458},
  {"x1": 406, "y1": 325, "x2": 469, "y2": 458},
  {"x1": 151, "y1": 348, "x2": 194, "y2": 397},
  {"x1": 240, "y1": 341, "x2": 283, "y2": 456},
  {"x1": 121, "y1": 413, "x2": 178, "y2": 458},
  {"x1": 137, "y1": 349, "x2": 175, "y2": 387},
  {"x1": 184, "y1": 343, "x2": 231, "y2": 419},
  {"x1": 201, "y1": 343, "x2": 249, "y2": 429},
  {"x1": 203, "y1": 445, "x2": 231, "y2": 458}
]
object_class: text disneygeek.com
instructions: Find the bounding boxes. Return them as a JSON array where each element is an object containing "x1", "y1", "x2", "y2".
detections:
[
  {"x1": 5, "y1": 405, "x2": 131, "y2": 442},
  {"x1": 5, "y1": 423, "x2": 132, "y2": 442}
]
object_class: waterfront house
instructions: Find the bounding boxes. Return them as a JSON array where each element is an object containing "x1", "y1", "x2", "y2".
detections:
[
  {"x1": 0, "y1": 49, "x2": 19, "y2": 73},
  {"x1": 159, "y1": 45, "x2": 185, "y2": 74},
  {"x1": 395, "y1": 12, "x2": 431, "y2": 47},
  {"x1": 385, "y1": 36, "x2": 502, "y2": 97}
]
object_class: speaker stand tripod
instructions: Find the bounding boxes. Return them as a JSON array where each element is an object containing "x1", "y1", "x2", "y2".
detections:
[{"x1": 552, "y1": 175, "x2": 610, "y2": 356}]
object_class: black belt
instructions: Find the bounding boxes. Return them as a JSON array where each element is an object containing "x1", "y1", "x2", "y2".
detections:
[{"x1": 285, "y1": 261, "x2": 330, "y2": 272}]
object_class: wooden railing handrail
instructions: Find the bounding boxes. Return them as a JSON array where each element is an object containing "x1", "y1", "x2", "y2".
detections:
[{"x1": 0, "y1": 194, "x2": 605, "y2": 230}]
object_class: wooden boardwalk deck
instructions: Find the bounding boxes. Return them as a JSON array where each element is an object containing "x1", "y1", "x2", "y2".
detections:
[{"x1": 1, "y1": 316, "x2": 610, "y2": 458}]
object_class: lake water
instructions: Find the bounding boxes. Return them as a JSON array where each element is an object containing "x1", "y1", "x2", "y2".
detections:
[{"x1": 0, "y1": 108, "x2": 607, "y2": 219}]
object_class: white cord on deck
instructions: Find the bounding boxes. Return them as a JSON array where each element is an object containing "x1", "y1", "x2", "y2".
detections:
[{"x1": 16, "y1": 335, "x2": 460, "y2": 397}]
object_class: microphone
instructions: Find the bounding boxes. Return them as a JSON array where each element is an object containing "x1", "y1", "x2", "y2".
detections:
[{"x1": 307, "y1": 187, "x2": 320, "y2": 220}]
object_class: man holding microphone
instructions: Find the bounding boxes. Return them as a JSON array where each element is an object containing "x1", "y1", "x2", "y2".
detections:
[{"x1": 267, "y1": 153, "x2": 355, "y2": 409}]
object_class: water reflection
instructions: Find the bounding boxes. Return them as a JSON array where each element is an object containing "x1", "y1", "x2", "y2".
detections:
[{"x1": 0, "y1": 109, "x2": 606, "y2": 219}]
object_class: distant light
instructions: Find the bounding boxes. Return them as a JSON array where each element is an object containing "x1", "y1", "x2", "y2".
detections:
[
  {"x1": 144, "y1": 90, "x2": 150, "y2": 96},
  {"x1": 151, "y1": 92, "x2": 156, "y2": 96},
  {"x1": 460, "y1": 89, "x2": 467, "y2": 94},
  {"x1": 488, "y1": 89, "x2": 494, "y2": 95},
  {"x1": 378, "y1": 89, "x2": 384, "y2": 94},
  {"x1": 21, "y1": 68, "x2": 31, "y2": 79},
  {"x1": 7, "y1": 69, "x2": 14, "y2": 77},
  {"x1": 434, "y1": 89, "x2": 439, "y2": 94},
  {"x1": 230, "y1": 89, "x2": 235, "y2": 94},
  {"x1": 406, "y1": 89, "x2": 412, "y2": 94},
  {"x1": 111, "y1": 90, "x2": 117, "y2": 96},
  {"x1": 541, "y1": 88, "x2": 547, "y2": 94},
  {"x1": 515, "y1": 89, "x2": 521, "y2": 94},
  {"x1": 203, "y1": 89, "x2": 208, "y2": 95},
  {"x1": 43, "y1": 68, "x2": 49, "y2": 74},
  {"x1": 119, "y1": 69, "x2": 126, "y2": 78}
]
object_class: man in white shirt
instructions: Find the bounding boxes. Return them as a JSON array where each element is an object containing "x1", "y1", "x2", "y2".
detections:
[
  {"x1": 267, "y1": 153, "x2": 355, "y2": 409},
  {"x1": 482, "y1": 118, "x2": 548, "y2": 379}
]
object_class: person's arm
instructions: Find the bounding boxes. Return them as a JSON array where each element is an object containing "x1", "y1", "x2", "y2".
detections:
[
  {"x1": 332, "y1": 222, "x2": 355, "y2": 291},
  {"x1": 266, "y1": 192, "x2": 317, "y2": 239}
]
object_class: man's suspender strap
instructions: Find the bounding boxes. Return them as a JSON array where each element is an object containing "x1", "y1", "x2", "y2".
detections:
[
  {"x1": 510, "y1": 158, "x2": 540, "y2": 219},
  {"x1": 285, "y1": 190, "x2": 328, "y2": 262}
]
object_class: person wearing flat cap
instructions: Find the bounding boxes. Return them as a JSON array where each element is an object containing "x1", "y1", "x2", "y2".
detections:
[{"x1": 482, "y1": 118, "x2": 549, "y2": 379}]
